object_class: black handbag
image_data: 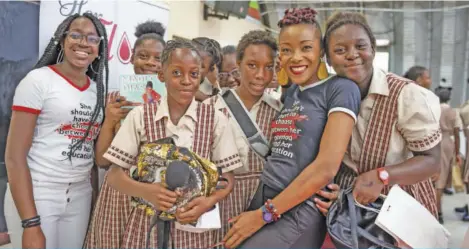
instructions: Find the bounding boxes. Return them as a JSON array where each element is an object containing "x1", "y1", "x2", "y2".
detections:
[{"x1": 326, "y1": 187, "x2": 397, "y2": 249}]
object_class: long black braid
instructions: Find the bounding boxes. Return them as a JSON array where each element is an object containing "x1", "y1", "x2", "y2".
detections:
[{"x1": 35, "y1": 12, "x2": 109, "y2": 161}]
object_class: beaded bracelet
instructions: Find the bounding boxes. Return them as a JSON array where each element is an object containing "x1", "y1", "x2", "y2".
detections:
[
  {"x1": 22, "y1": 215, "x2": 41, "y2": 228},
  {"x1": 264, "y1": 199, "x2": 281, "y2": 221}
]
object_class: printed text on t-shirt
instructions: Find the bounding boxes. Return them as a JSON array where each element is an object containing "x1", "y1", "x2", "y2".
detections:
[
  {"x1": 270, "y1": 100, "x2": 307, "y2": 158},
  {"x1": 55, "y1": 103, "x2": 101, "y2": 160}
]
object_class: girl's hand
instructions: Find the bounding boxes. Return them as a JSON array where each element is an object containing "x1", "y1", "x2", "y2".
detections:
[
  {"x1": 314, "y1": 183, "x2": 340, "y2": 215},
  {"x1": 175, "y1": 196, "x2": 214, "y2": 224},
  {"x1": 104, "y1": 92, "x2": 133, "y2": 126}
]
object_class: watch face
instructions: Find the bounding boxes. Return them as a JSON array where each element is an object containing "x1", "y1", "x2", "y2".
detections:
[
  {"x1": 380, "y1": 170, "x2": 389, "y2": 180},
  {"x1": 263, "y1": 212, "x2": 273, "y2": 222}
]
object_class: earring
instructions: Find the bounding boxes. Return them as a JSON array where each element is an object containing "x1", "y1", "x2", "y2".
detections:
[
  {"x1": 56, "y1": 49, "x2": 64, "y2": 64},
  {"x1": 277, "y1": 68, "x2": 289, "y2": 86},
  {"x1": 317, "y1": 58, "x2": 329, "y2": 80}
]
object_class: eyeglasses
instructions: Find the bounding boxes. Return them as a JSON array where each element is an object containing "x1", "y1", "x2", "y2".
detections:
[
  {"x1": 218, "y1": 68, "x2": 240, "y2": 81},
  {"x1": 65, "y1": 31, "x2": 102, "y2": 46}
]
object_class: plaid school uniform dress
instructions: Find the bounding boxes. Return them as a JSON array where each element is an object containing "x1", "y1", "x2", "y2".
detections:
[
  {"x1": 207, "y1": 93, "x2": 281, "y2": 242},
  {"x1": 89, "y1": 98, "x2": 242, "y2": 249},
  {"x1": 84, "y1": 174, "x2": 132, "y2": 248},
  {"x1": 84, "y1": 92, "x2": 131, "y2": 249},
  {"x1": 335, "y1": 72, "x2": 440, "y2": 218}
]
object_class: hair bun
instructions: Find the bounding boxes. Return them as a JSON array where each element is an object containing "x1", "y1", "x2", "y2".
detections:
[
  {"x1": 278, "y1": 7, "x2": 318, "y2": 28},
  {"x1": 135, "y1": 20, "x2": 165, "y2": 38}
]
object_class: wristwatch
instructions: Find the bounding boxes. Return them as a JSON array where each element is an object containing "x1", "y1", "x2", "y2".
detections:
[
  {"x1": 377, "y1": 168, "x2": 390, "y2": 185},
  {"x1": 261, "y1": 206, "x2": 274, "y2": 223}
]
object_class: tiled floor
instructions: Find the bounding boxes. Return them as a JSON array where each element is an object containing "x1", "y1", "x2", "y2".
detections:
[
  {"x1": 0, "y1": 192, "x2": 467, "y2": 248},
  {"x1": 444, "y1": 191, "x2": 469, "y2": 247}
]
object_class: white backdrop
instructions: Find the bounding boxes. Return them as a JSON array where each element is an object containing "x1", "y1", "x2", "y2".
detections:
[{"x1": 39, "y1": 0, "x2": 170, "y2": 91}]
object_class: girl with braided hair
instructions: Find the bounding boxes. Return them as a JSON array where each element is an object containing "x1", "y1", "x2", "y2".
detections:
[
  {"x1": 222, "y1": 8, "x2": 360, "y2": 249},
  {"x1": 103, "y1": 39, "x2": 242, "y2": 248},
  {"x1": 4, "y1": 13, "x2": 108, "y2": 248},
  {"x1": 323, "y1": 11, "x2": 440, "y2": 224},
  {"x1": 84, "y1": 20, "x2": 167, "y2": 249},
  {"x1": 193, "y1": 37, "x2": 224, "y2": 101}
]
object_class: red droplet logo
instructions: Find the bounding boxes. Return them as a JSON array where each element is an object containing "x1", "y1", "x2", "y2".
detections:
[{"x1": 117, "y1": 32, "x2": 132, "y2": 64}]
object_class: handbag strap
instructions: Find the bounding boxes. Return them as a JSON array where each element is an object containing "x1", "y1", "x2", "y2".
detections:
[
  {"x1": 347, "y1": 192, "x2": 360, "y2": 248},
  {"x1": 347, "y1": 192, "x2": 397, "y2": 249},
  {"x1": 357, "y1": 226, "x2": 397, "y2": 249},
  {"x1": 222, "y1": 90, "x2": 270, "y2": 158}
]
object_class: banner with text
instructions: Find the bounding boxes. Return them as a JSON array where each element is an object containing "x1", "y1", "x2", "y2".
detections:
[{"x1": 39, "y1": 0, "x2": 170, "y2": 91}]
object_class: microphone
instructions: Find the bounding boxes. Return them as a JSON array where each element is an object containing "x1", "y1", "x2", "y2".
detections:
[{"x1": 165, "y1": 160, "x2": 192, "y2": 191}]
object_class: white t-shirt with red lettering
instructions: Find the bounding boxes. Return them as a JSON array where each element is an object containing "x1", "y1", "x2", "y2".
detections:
[{"x1": 12, "y1": 66, "x2": 103, "y2": 183}]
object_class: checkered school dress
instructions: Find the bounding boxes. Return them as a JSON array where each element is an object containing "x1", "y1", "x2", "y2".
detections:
[
  {"x1": 334, "y1": 74, "x2": 438, "y2": 218},
  {"x1": 216, "y1": 99, "x2": 279, "y2": 242},
  {"x1": 85, "y1": 102, "x2": 241, "y2": 248}
]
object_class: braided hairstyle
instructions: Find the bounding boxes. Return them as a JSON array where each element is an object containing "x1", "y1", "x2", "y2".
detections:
[
  {"x1": 278, "y1": 8, "x2": 322, "y2": 40},
  {"x1": 192, "y1": 37, "x2": 222, "y2": 72},
  {"x1": 278, "y1": 7, "x2": 320, "y2": 29},
  {"x1": 36, "y1": 13, "x2": 109, "y2": 161},
  {"x1": 160, "y1": 39, "x2": 202, "y2": 68},
  {"x1": 323, "y1": 12, "x2": 376, "y2": 58},
  {"x1": 236, "y1": 30, "x2": 278, "y2": 62},
  {"x1": 134, "y1": 20, "x2": 166, "y2": 49}
]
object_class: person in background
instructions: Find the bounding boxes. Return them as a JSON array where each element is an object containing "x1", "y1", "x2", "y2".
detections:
[
  {"x1": 104, "y1": 39, "x2": 242, "y2": 248},
  {"x1": 219, "y1": 45, "x2": 240, "y2": 90},
  {"x1": 142, "y1": 81, "x2": 161, "y2": 104},
  {"x1": 403, "y1": 65, "x2": 432, "y2": 89},
  {"x1": 5, "y1": 13, "x2": 108, "y2": 248},
  {"x1": 193, "y1": 37, "x2": 223, "y2": 101},
  {"x1": 434, "y1": 86, "x2": 461, "y2": 224},
  {"x1": 324, "y1": 11, "x2": 440, "y2": 220},
  {"x1": 456, "y1": 99, "x2": 469, "y2": 221},
  {"x1": 84, "y1": 20, "x2": 166, "y2": 249},
  {"x1": 264, "y1": 57, "x2": 282, "y2": 100}
]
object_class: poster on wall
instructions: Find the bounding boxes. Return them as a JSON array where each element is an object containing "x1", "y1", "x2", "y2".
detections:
[{"x1": 39, "y1": 0, "x2": 170, "y2": 91}]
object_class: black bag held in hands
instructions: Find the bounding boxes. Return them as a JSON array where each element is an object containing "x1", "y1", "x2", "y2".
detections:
[{"x1": 326, "y1": 187, "x2": 397, "y2": 249}]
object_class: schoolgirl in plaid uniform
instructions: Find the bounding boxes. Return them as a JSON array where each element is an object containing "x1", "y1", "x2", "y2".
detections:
[
  {"x1": 102, "y1": 40, "x2": 242, "y2": 248},
  {"x1": 84, "y1": 21, "x2": 167, "y2": 248},
  {"x1": 324, "y1": 12, "x2": 441, "y2": 218},
  {"x1": 205, "y1": 30, "x2": 282, "y2": 242}
]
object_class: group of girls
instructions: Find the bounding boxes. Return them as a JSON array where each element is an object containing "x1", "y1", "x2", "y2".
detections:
[{"x1": 5, "y1": 6, "x2": 441, "y2": 249}]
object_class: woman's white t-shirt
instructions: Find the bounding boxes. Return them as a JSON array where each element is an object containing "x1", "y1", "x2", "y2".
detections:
[{"x1": 11, "y1": 66, "x2": 103, "y2": 183}]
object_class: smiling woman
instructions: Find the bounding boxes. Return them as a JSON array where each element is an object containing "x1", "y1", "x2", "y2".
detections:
[{"x1": 4, "y1": 13, "x2": 109, "y2": 249}]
